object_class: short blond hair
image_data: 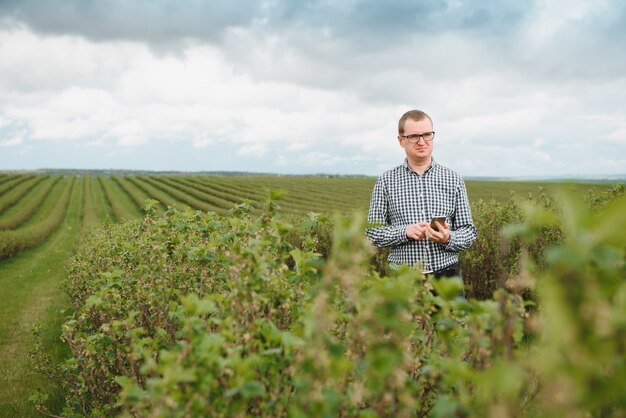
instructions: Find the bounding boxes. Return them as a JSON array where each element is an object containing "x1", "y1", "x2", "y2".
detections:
[{"x1": 398, "y1": 110, "x2": 432, "y2": 135}]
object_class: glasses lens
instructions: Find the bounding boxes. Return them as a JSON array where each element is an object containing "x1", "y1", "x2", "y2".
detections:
[{"x1": 404, "y1": 132, "x2": 434, "y2": 142}]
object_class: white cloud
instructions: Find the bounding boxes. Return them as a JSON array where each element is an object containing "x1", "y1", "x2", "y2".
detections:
[
  {"x1": 606, "y1": 128, "x2": 626, "y2": 144},
  {"x1": 0, "y1": 28, "x2": 399, "y2": 156},
  {"x1": 526, "y1": 0, "x2": 611, "y2": 44},
  {"x1": 285, "y1": 142, "x2": 309, "y2": 152},
  {"x1": 111, "y1": 119, "x2": 148, "y2": 147},
  {"x1": 533, "y1": 151, "x2": 552, "y2": 163},
  {"x1": 192, "y1": 134, "x2": 216, "y2": 148},
  {"x1": 237, "y1": 142, "x2": 268, "y2": 157},
  {"x1": 82, "y1": 140, "x2": 105, "y2": 147},
  {"x1": 0, "y1": 131, "x2": 24, "y2": 147},
  {"x1": 0, "y1": 26, "x2": 137, "y2": 92},
  {"x1": 0, "y1": 0, "x2": 625, "y2": 178}
]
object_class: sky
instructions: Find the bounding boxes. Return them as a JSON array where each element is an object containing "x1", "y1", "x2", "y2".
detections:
[{"x1": 0, "y1": 0, "x2": 625, "y2": 178}]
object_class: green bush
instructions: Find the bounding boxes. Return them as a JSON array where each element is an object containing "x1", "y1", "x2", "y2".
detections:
[
  {"x1": 35, "y1": 189, "x2": 625, "y2": 417},
  {"x1": 460, "y1": 195, "x2": 523, "y2": 299},
  {"x1": 504, "y1": 190, "x2": 626, "y2": 417},
  {"x1": 460, "y1": 187, "x2": 574, "y2": 300},
  {"x1": 585, "y1": 183, "x2": 624, "y2": 210}
]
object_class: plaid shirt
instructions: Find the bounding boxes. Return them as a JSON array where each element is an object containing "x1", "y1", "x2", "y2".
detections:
[{"x1": 367, "y1": 158, "x2": 477, "y2": 272}]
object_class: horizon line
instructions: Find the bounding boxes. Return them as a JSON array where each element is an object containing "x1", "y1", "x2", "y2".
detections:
[{"x1": 1, "y1": 168, "x2": 625, "y2": 182}]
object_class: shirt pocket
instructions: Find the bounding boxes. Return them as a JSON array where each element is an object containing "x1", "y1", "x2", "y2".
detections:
[{"x1": 430, "y1": 189, "x2": 454, "y2": 219}]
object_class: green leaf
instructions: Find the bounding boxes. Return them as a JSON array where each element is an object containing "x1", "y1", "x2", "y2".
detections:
[
  {"x1": 226, "y1": 381, "x2": 267, "y2": 399},
  {"x1": 261, "y1": 348, "x2": 282, "y2": 356},
  {"x1": 115, "y1": 376, "x2": 149, "y2": 402},
  {"x1": 430, "y1": 395, "x2": 460, "y2": 418},
  {"x1": 181, "y1": 293, "x2": 217, "y2": 316},
  {"x1": 501, "y1": 223, "x2": 535, "y2": 241},
  {"x1": 240, "y1": 381, "x2": 266, "y2": 398},
  {"x1": 85, "y1": 295, "x2": 103, "y2": 308},
  {"x1": 430, "y1": 276, "x2": 464, "y2": 301},
  {"x1": 289, "y1": 248, "x2": 323, "y2": 276}
]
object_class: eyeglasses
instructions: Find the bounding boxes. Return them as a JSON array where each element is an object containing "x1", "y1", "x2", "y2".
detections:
[{"x1": 400, "y1": 131, "x2": 435, "y2": 143}]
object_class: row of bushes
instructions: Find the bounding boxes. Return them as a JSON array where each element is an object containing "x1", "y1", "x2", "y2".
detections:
[
  {"x1": 0, "y1": 174, "x2": 48, "y2": 216},
  {"x1": 0, "y1": 176, "x2": 61, "y2": 231},
  {"x1": 0, "y1": 177, "x2": 75, "y2": 260},
  {"x1": 32, "y1": 184, "x2": 625, "y2": 417}
]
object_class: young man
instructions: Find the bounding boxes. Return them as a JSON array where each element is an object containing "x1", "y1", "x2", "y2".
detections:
[{"x1": 367, "y1": 110, "x2": 477, "y2": 279}]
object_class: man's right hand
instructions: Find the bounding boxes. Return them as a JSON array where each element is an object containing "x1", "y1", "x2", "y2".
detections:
[{"x1": 406, "y1": 222, "x2": 429, "y2": 240}]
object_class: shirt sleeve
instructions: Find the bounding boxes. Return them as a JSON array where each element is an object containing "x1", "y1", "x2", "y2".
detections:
[
  {"x1": 444, "y1": 178, "x2": 477, "y2": 252},
  {"x1": 366, "y1": 176, "x2": 409, "y2": 248}
]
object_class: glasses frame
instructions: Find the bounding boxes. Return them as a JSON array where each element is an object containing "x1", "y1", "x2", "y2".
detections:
[{"x1": 400, "y1": 131, "x2": 435, "y2": 143}]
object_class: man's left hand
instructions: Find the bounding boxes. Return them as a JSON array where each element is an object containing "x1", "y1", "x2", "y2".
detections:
[{"x1": 426, "y1": 221, "x2": 450, "y2": 244}]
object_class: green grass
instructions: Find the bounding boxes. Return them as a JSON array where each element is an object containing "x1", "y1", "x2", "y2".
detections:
[
  {"x1": 110, "y1": 175, "x2": 151, "y2": 210},
  {"x1": 98, "y1": 175, "x2": 141, "y2": 221},
  {"x1": 0, "y1": 177, "x2": 98, "y2": 417},
  {"x1": 211, "y1": 176, "x2": 374, "y2": 212},
  {"x1": 0, "y1": 174, "x2": 36, "y2": 196},
  {"x1": 89, "y1": 175, "x2": 115, "y2": 222},
  {"x1": 0, "y1": 176, "x2": 61, "y2": 231},
  {"x1": 464, "y1": 180, "x2": 616, "y2": 203},
  {"x1": 0, "y1": 175, "x2": 47, "y2": 216}
]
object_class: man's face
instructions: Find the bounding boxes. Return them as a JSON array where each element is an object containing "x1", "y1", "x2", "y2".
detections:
[{"x1": 398, "y1": 118, "x2": 434, "y2": 162}]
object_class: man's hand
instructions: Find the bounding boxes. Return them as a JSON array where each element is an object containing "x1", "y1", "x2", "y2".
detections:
[
  {"x1": 426, "y1": 221, "x2": 450, "y2": 244},
  {"x1": 406, "y1": 222, "x2": 429, "y2": 240}
]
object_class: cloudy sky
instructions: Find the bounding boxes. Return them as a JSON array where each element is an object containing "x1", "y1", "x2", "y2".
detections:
[{"x1": 0, "y1": 0, "x2": 625, "y2": 177}]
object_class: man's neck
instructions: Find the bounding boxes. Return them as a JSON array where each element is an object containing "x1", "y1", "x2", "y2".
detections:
[{"x1": 407, "y1": 157, "x2": 432, "y2": 175}]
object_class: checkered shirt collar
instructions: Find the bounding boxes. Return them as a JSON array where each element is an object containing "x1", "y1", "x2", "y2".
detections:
[{"x1": 402, "y1": 158, "x2": 438, "y2": 175}]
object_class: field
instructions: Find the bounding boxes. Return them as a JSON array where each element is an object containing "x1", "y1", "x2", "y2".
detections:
[{"x1": 0, "y1": 172, "x2": 620, "y2": 416}]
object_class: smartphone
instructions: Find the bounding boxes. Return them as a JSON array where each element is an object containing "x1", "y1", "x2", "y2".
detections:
[{"x1": 430, "y1": 216, "x2": 447, "y2": 231}]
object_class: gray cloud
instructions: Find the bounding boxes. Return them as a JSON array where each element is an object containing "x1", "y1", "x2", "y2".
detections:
[
  {"x1": 0, "y1": 0, "x2": 533, "y2": 44},
  {"x1": 0, "y1": 0, "x2": 262, "y2": 43},
  {"x1": 1, "y1": 0, "x2": 624, "y2": 176},
  {"x1": 3, "y1": 0, "x2": 621, "y2": 86}
]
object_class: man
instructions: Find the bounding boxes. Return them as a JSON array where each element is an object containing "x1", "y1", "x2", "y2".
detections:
[{"x1": 367, "y1": 110, "x2": 477, "y2": 279}]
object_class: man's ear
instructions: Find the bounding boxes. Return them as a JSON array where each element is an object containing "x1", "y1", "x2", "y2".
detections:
[{"x1": 397, "y1": 135, "x2": 404, "y2": 147}]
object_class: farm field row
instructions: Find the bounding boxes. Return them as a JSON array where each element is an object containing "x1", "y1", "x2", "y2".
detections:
[
  {"x1": 0, "y1": 172, "x2": 619, "y2": 416},
  {"x1": 0, "y1": 173, "x2": 618, "y2": 263},
  {"x1": 0, "y1": 173, "x2": 618, "y2": 261},
  {"x1": 0, "y1": 176, "x2": 103, "y2": 416}
]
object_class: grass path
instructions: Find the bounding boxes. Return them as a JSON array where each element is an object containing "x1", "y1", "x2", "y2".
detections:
[{"x1": 0, "y1": 176, "x2": 100, "y2": 416}]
